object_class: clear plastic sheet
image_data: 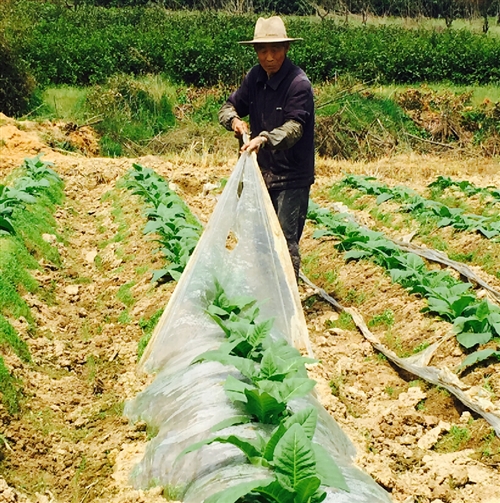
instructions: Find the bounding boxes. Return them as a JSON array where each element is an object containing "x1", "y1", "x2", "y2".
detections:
[{"x1": 124, "y1": 153, "x2": 393, "y2": 502}]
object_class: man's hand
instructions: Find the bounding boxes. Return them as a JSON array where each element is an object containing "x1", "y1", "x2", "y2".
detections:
[
  {"x1": 231, "y1": 117, "x2": 248, "y2": 138},
  {"x1": 241, "y1": 135, "x2": 267, "y2": 154}
]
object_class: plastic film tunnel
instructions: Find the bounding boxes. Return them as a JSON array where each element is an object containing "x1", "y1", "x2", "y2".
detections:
[{"x1": 124, "y1": 152, "x2": 393, "y2": 503}]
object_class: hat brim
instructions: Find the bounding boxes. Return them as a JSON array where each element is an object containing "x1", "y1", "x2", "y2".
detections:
[{"x1": 239, "y1": 37, "x2": 303, "y2": 45}]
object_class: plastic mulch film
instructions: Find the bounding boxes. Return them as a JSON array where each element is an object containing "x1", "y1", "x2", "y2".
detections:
[{"x1": 124, "y1": 152, "x2": 393, "y2": 502}]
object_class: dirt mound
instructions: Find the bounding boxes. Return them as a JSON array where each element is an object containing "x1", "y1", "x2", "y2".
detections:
[{"x1": 0, "y1": 114, "x2": 100, "y2": 173}]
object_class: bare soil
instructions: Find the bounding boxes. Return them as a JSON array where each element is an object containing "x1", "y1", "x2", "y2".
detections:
[{"x1": 1, "y1": 115, "x2": 500, "y2": 503}]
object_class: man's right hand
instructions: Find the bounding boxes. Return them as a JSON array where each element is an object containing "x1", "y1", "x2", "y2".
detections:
[{"x1": 231, "y1": 118, "x2": 249, "y2": 138}]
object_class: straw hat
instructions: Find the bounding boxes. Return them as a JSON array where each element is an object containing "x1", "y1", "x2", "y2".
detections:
[{"x1": 239, "y1": 16, "x2": 303, "y2": 45}]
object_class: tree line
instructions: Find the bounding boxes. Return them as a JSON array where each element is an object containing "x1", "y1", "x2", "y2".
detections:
[{"x1": 49, "y1": 0, "x2": 500, "y2": 25}]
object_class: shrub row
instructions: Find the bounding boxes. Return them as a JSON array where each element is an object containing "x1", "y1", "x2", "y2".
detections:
[{"x1": 3, "y1": 3, "x2": 500, "y2": 87}]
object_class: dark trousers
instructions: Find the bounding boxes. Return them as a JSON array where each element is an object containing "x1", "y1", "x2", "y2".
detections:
[{"x1": 269, "y1": 186, "x2": 310, "y2": 280}]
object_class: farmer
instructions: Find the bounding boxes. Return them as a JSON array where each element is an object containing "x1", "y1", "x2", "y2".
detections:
[{"x1": 219, "y1": 16, "x2": 315, "y2": 280}]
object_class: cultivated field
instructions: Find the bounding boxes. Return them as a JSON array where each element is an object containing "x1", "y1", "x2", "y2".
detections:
[{"x1": 1, "y1": 114, "x2": 500, "y2": 503}]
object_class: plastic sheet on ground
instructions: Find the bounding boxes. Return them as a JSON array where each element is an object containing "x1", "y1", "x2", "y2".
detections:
[{"x1": 124, "y1": 152, "x2": 393, "y2": 502}]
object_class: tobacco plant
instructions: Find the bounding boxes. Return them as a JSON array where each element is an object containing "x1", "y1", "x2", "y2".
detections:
[
  {"x1": 0, "y1": 156, "x2": 62, "y2": 235},
  {"x1": 182, "y1": 406, "x2": 348, "y2": 503},
  {"x1": 180, "y1": 281, "x2": 349, "y2": 502},
  {"x1": 308, "y1": 202, "x2": 500, "y2": 370},
  {"x1": 339, "y1": 174, "x2": 500, "y2": 238},
  {"x1": 428, "y1": 175, "x2": 500, "y2": 202},
  {"x1": 123, "y1": 164, "x2": 202, "y2": 281}
]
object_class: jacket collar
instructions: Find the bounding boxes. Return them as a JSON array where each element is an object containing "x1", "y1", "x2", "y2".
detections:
[{"x1": 256, "y1": 57, "x2": 292, "y2": 90}]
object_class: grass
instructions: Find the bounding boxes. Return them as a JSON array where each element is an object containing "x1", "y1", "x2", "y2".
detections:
[
  {"x1": 116, "y1": 282, "x2": 136, "y2": 308},
  {"x1": 324, "y1": 12, "x2": 500, "y2": 35},
  {"x1": 0, "y1": 356, "x2": 23, "y2": 414},
  {"x1": 27, "y1": 73, "x2": 500, "y2": 160},
  {"x1": 0, "y1": 315, "x2": 31, "y2": 363},
  {"x1": 373, "y1": 82, "x2": 500, "y2": 107},
  {"x1": 329, "y1": 373, "x2": 345, "y2": 398},
  {"x1": 35, "y1": 86, "x2": 89, "y2": 122},
  {"x1": 435, "y1": 425, "x2": 471, "y2": 452},
  {"x1": 344, "y1": 288, "x2": 367, "y2": 306},
  {"x1": 383, "y1": 331, "x2": 410, "y2": 358},
  {"x1": 368, "y1": 309, "x2": 395, "y2": 328},
  {"x1": 325, "y1": 311, "x2": 355, "y2": 331},
  {"x1": 137, "y1": 308, "x2": 163, "y2": 360}
]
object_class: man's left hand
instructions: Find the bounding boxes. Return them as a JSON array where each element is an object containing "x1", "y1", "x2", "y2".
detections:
[{"x1": 241, "y1": 135, "x2": 267, "y2": 154}]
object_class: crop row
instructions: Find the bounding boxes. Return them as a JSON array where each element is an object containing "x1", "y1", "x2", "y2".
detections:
[
  {"x1": 340, "y1": 174, "x2": 500, "y2": 238},
  {"x1": 177, "y1": 280, "x2": 348, "y2": 502},
  {"x1": 307, "y1": 202, "x2": 500, "y2": 371},
  {"x1": 122, "y1": 155, "x2": 396, "y2": 501},
  {"x1": 0, "y1": 156, "x2": 64, "y2": 414},
  {"x1": 122, "y1": 163, "x2": 202, "y2": 282},
  {"x1": 429, "y1": 175, "x2": 500, "y2": 203},
  {"x1": 0, "y1": 156, "x2": 62, "y2": 236}
]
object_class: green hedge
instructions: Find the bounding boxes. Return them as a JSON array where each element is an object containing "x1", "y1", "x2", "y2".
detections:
[{"x1": 4, "y1": 3, "x2": 500, "y2": 87}]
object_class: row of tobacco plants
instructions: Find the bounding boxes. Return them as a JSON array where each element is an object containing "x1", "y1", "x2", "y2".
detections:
[
  {"x1": 179, "y1": 280, "x2": 349, "y2": 502},
  {"x1": 308, "y1": 182, "x2": 500, "y2": 371},
  {"x1": 341, "y1": 173, "x2": 500, "y2": 238},
  {"x1": 0, "y1": 156, "x2": 64, "y2": 414},
  {"x1": 121, "y1": 163, "x2": 203, "y2": 283}
]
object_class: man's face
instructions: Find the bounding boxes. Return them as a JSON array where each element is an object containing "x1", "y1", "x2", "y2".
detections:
[{"x1": 254, "y1": 42, "x2": 289, "y2": 77}]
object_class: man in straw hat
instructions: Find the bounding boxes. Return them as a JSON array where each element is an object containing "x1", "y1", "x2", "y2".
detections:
[{"x1": 219, "y1": 16, "x2": 314, "y2": 280}]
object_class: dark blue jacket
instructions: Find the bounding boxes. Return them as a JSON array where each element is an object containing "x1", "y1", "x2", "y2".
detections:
[{"x1": 228, "y1": 57, "x2": 315, "y2": 190}]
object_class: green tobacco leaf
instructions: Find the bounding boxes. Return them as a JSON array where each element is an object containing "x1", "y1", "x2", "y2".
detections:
[
  {"x1": 481, "y1": 228, "x2": 499, "y2": 239},
  {"x1": 312, "y1": 443, "x2": 349, "y2": 491},
  {"x1": 259, "y1": 345, "x2": 314, "y2": 381},
  {"x1": 207, "y1": 304, "x2": 230, "y2": 318},
  {"x1": 229, "y1": 296, "x2": 258, "y2": 314},
  {"x1": 475, "y1": 300, "x2": 492, "y2": 320},
  {"x1": 453, "y1": 314, "x2": 488, "y2": 335},
  {"x1": 437, "y1": 217, "x2": 453, "y2": 228},
  {"x1": 343, "y1": 249, "x2": 370, "y2": 261},
  {"x1": 179, "y1": 433, "x2": 262, "y2": 461},
  {"x1": 150, "y1": 268, "x2": 170, "y2": 283},
  {"x1": 207, "y1": 312, "x2": 232, "y2": 337},
  {"x1": 283, "y1": 406, "x2": 318, "y2": 440},
  {"x1": 450, "y1": 295, "x2": 477, "y2": 317},
  {"x1": 224, "y1": 375, "x2": 252, "y2": 403},
  {"x1": 196, "y1": 350, "x2": 256, "y2": 379},
  {"x1": 204, "y1": 478, "x2": 275, "y2": 503},
  {"x1": 312, "y1": 229, "x2": 335, "y2": 239},
  {"x1": 456, "y1": 332, "x2": 492, "y2": 349},
  {"x1": 457, "y1": 349, "x2": 500, "y2": 371},
  {"x1": 177, "y1": 437, "x2": 215, "y2": 459},
  {"x1": 263, "y1": 423, "x2": 287, "y2": 462},
  {"x1": 247, "y1": 318, "x2": 274, "y2": 349},
  {"x1": 0, "y1": 216, "x2": 15, "y2": 234},
  {"x1": 294, "y1": 476, "x2": 322, "y2": 503},
  {"x1": 259, "y1": 349, "x2": 281, "y2": 380},
  {"x1": 263, "y1": 407, "x2": 318, "y2": 462},
  {"x1": 375, "y1": 193, "x2": 394, "y2": 204},
  {"x1": 273, "y1": 423, "x2": 316, "y2": 487},
  {"x1": 213, "y1": 434, "x2": 263, "y2": 459},
  {"x1": 210, "y1": 415, "x2": 251, "y2": 432},
  {"x1": 255, "y1": 475, "x2": 294, "y2": 503},
  {"x1": 259, "y1": 377, "x2": 316, "y2": 403},
  {"x1": 245, "y1": 388, "x2": 286, "y2": 424}
]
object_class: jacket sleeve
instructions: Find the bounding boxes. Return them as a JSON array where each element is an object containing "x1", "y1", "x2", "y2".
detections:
[
  {"x1": 219, "y1": 102, "x2": 239, "y2": 131},
  {"x1": 259, "y1": 120, "x2": 303, "y2": 150},
  {"x1": 218, "y1": 70, "x2": 252, "y2": 130}
]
